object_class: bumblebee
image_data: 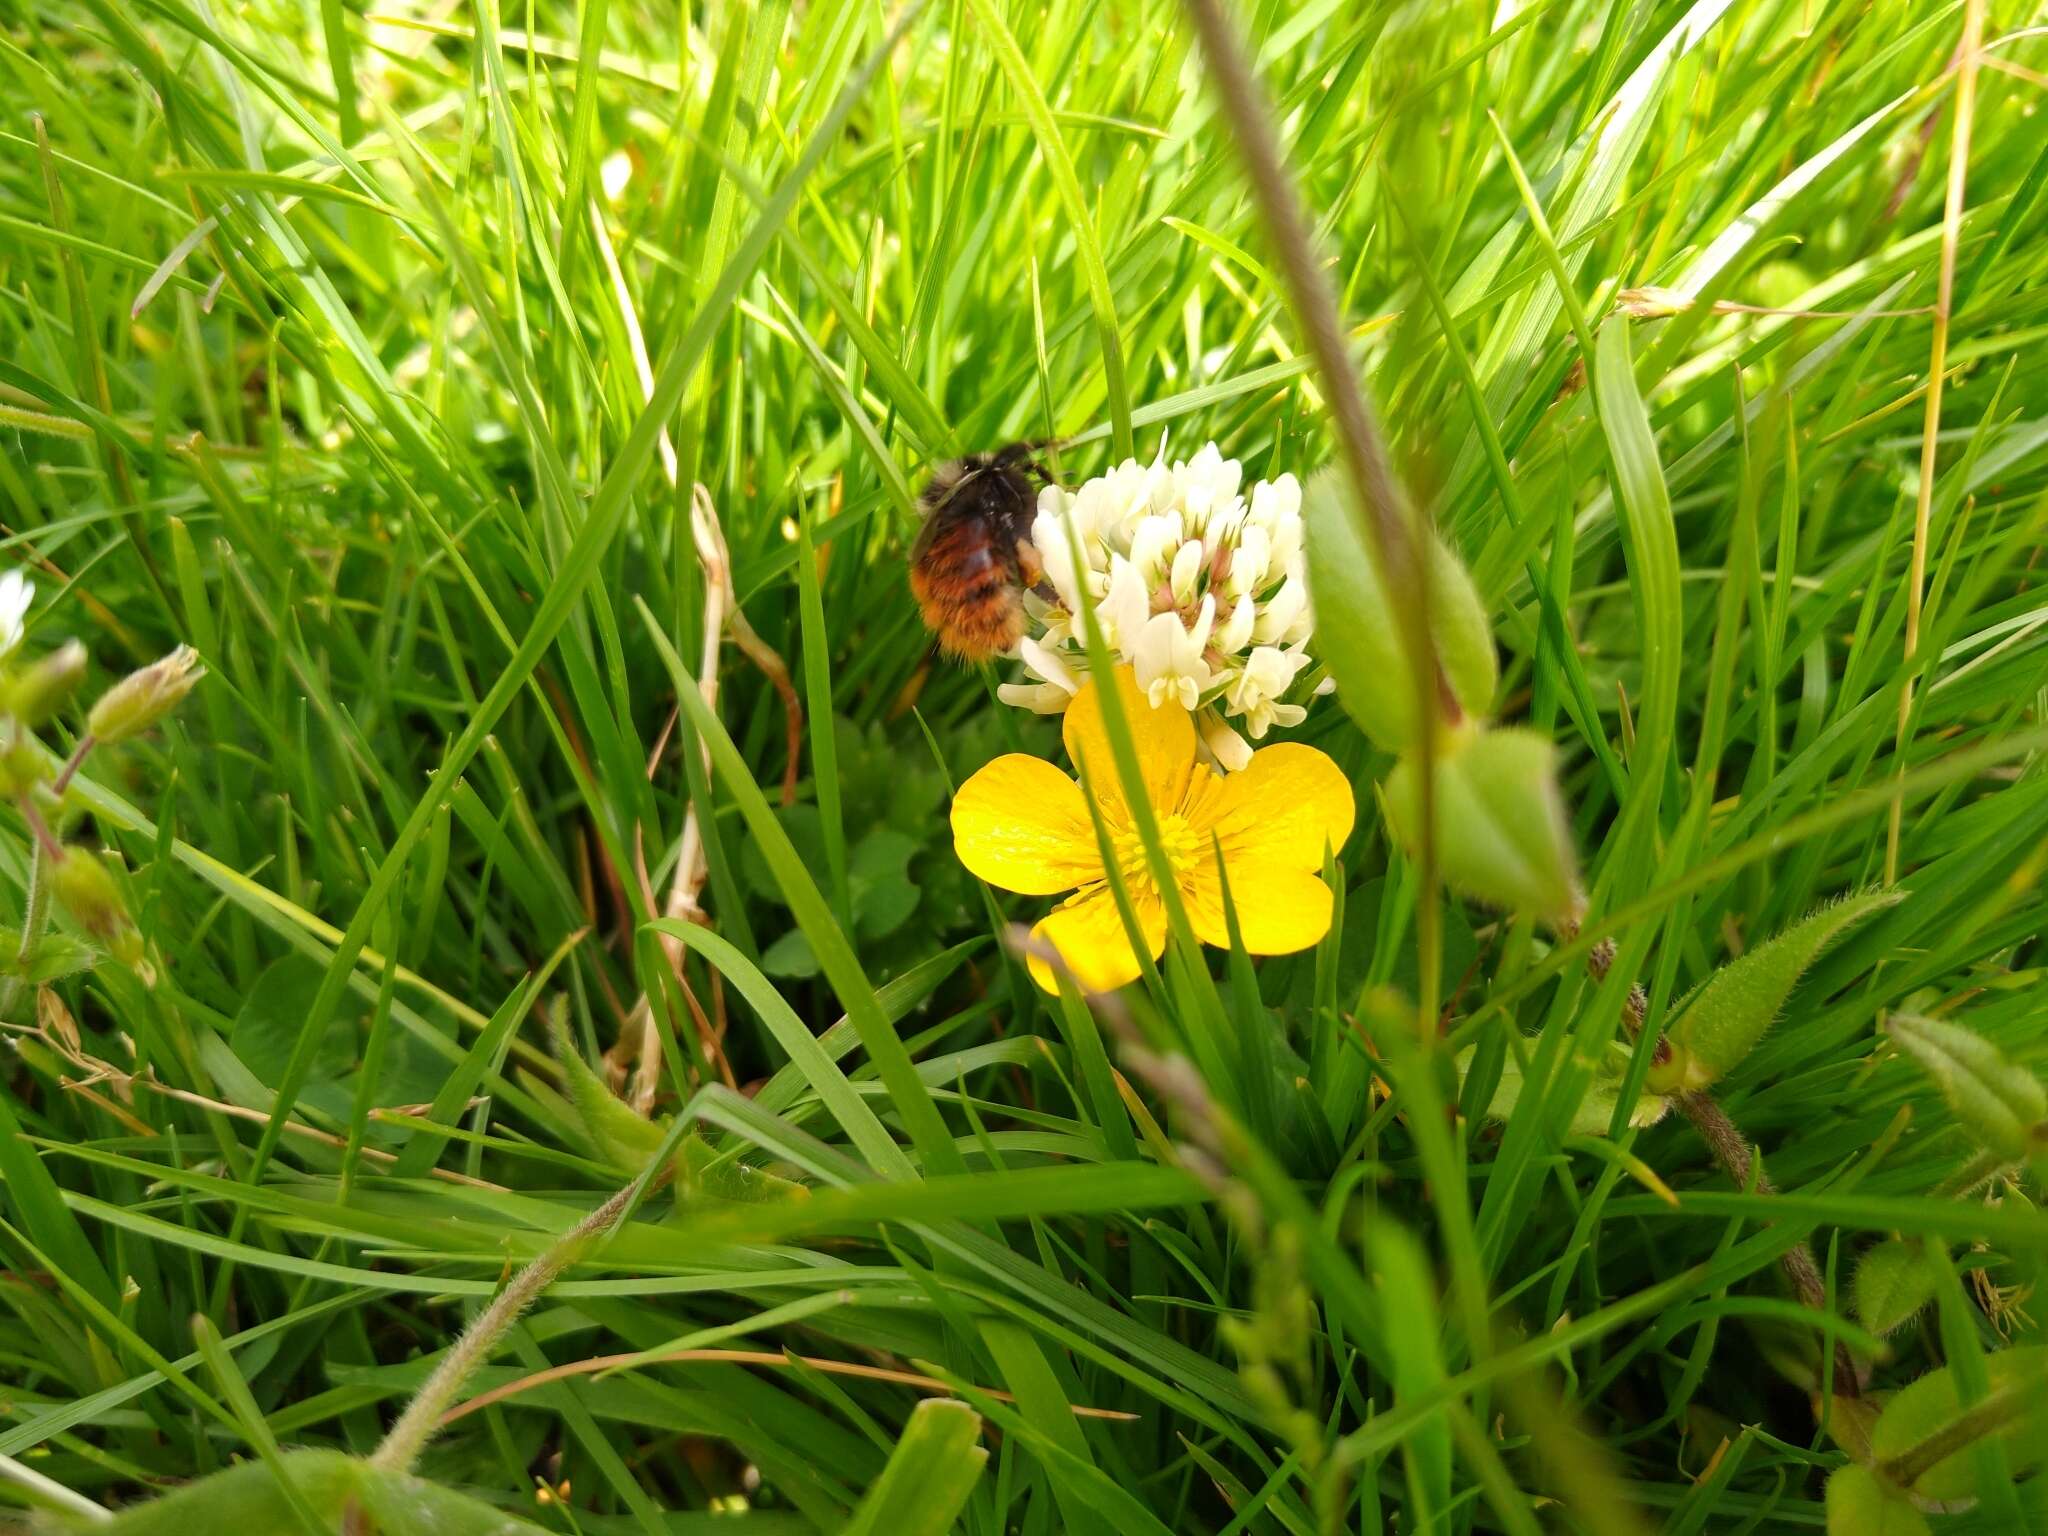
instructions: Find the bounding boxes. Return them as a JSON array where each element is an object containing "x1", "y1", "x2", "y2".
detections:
[{"x1": 907, "y1": 444, "x2": 1051, "y2": 661}]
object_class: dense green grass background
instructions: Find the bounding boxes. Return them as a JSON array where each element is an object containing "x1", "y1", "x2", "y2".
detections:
[{"x1": 1, "y1": 0, "x2": 2045, "y2": 1529}]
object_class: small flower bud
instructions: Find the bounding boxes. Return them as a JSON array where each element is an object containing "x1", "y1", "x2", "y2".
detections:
[
  {"x1": 1887, "y1": 1012, "x2": 2047, "y2": 1163},
  {"x1": 50, "y1": 846, "x2": 141, "y2": 966},
  {"x1": 87, "y1": 645, "x2": 204, "y2": 744},
  {"x1": 0, "y1": 735, "x2": 44, "y2": 797},
  {"x1": 1302, "y1": 468, "x2": 1497, "y2": 752},
  {"x1": 4, "y1": 639, "x2": 88, "y2": 726},
  {"x1": 1384, "y1": 724, "x2": 1579, "y2": 921}
]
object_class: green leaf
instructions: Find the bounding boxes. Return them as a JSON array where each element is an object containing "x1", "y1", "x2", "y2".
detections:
[
  {"x1": 1648, "y1": 889, "x2": 1900, "y2": 1093},
  {"x1": 65, "y1": 1450, "x2": 552, "y2": 1533},
  {"x1": 189, "y1": 1316, "x2": 326, "y2": 1536},
  {"x1": 850, "y1": 828, "x2": 921, "y2": 940},
  {"x1": 1, "y1": 931, "x2": 101, "y2": 983},
  {"x1": 1384, "y1": 725, "x2": 1578, "y2": 920},
  {"x1": 840, "y1": 1398, "x2": 988, "y2": 1536},
  {"x1": 550, "y1": 1010, "x2": 666, "y2": 1165},
  {"x1": 963, "y1": 0, "x2": 1130, "y2": 458},
  {"x1": 642, "y1": 604, "x2": 960, "y2": 1178},
  {"x1": 1854, "y1": 1240, "x2": 1938, "y2": 1337},
  {"x1": 1869, "y1": 1345, "x2": 2048, "y2": 1505},
  {"x1": 671, "y1": 1131, "x2": 809, "y2": 1209},
  {"x1": 1886, "y1": 1014, "x2": 2048, "y2": 1164},
  {"x1": 1368, "y1": 1222, "x2": 1452, "y2": 1524},
  {"x1": 761, "y1": 927, "x2": 822, "y2": 979},
  {"x1": 550, "y1": 1012, "x2": 805, "y2": 1207},
  {"x1": 1461, "y1": 1043, "x2": 1668, "y2": 1137},
  {"x1": 1303, "y1": 467, "x2": 1498, "y2": 753},
  {"x1": 228, "y1": 958, "x2": 355, "y2": 1122},
  {"x1": 1824, "y1": 1465, "x2": 1930, "y2": 1536}
]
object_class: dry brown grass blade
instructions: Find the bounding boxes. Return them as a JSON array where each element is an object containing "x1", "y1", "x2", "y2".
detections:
[
  {"x1": 1889, "y1": 0, "x2": 1985, "y2": 883},
  {"x1": 438, "y1": 1346, "x2": 1140, "y2": 1427}
]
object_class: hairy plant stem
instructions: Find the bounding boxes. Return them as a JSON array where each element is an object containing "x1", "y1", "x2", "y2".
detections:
[
  {"x1": 1179, "y1": 0, "x2": 1455, "y2": 1047},
  {"x1": 1876, "y1": 1376, "x2": 2033, "y2": 1489},
  {"x1": 1669, "y1": 1090, "x2": 1832, "y2": 1315},
  {"x1": 1574, "y1": 919, "x2": 1856, "y2": 1392},
  {"x1": 1932, "y1": 1146, "x2": 2009, "y2": 1202},
  {"x1": 51, "y1": 733, "x2": 95, "y2": 796},
  {"x1": 368, "y1": 1180, "x2": 638, "y2": 1475},
  {"x1": 0, "y1": 834, "x2": 56, "y2": 1022}
]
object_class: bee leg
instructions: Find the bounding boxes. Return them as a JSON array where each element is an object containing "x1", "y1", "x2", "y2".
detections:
[{"x1": 1014, "y1": 537, "x2": 1045, "y2": 590}]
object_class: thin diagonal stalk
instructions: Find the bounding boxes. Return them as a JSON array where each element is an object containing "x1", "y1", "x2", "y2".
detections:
[
  {"x1": 369, "y1": 1181, "x2": 637, "y2": 1474},
  {"x1": 1175, "y1": 0, "x2": 1446, "y2": 1035},
  {"x1": 1889, "y1": 0, "x2": 1984, "y2": 883}
]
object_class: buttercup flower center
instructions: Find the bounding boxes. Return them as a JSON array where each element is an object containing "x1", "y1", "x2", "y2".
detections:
[{"x1": 1110, "y1": 812, "x2": 1202, "y2": 892}]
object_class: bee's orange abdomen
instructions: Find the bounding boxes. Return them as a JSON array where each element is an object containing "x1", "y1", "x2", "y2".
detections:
[
  {"x1": 910, "y1": 554, "x2": 1024, "y2": 660},
  {"x1": 907, "y1": 448, "x2": 1042, "y2": 662}
]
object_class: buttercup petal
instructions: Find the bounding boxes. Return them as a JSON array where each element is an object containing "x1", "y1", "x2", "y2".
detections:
[
  {"x1": 1183, "y1": 858, "x2": 1335, "y2": 955},
  {"x1": 1200, "y1": 743, "x2": 1355, "y2": 870},
  {"x1": 1027, "y1": 885, "x2": 1164, "y2": 993},
  {"x1": 1062, "y1": 667, "x2": 1196, "y2": 817},
  {"x1": 952, "y1": 755, "x2": 1100, "y2": 895}
]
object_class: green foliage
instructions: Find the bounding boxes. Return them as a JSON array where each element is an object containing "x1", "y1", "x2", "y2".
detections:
[
  {"x1": 26, "y1": 1450, "x2": 551, "y2": 1533},
  {"x1": 1867, "y1": 1346, "x2": 2048, "y2": 1505},
  {"x1": 551, "y1": 1011, "x2": 805, "y2": 1205},
  {"x1": 1854, "y1": 1239, "x2": 1940, "y2": 1337},
  {"x1": 1825, "y1": 1465, "x2": 1930, "y2": 1536},
  {"x1": 0, "y1": 0, "x2": 2045, "y2": 1531},
  {"x1": 1647, "y1": 889, "x2": 1900, "y2": 1093},
  {"x1": 840, "y1": 1401, "x2": 988, "y2": 1536},
  {"x1": 1888, "y1": 1012, "x2": 2048, "y2": 1164},
  {"x1": 1462, "y1": 1039, "x2": 1670, "y2": 1137},
  {"x1": 1301, "y1": 467, "x2": 1498, "y2": 752},
  {"x1": 1383, "y1": 724, "x2": 1580, "y2": 922}
]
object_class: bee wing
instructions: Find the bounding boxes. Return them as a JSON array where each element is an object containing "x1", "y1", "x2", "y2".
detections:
[{"x1": 909, "y1": 496, "x2": 955, "y2": 567}]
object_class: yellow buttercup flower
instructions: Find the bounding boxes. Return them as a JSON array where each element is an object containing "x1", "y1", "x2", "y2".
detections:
[{"x1": 952, "y1": 667, "x2": 1355, "y2": 993}]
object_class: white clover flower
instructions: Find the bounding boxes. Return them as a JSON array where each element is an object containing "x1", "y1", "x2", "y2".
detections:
[
  {"x1": 1100, "y1": 557, "x2": 1151, "y2": 652},
  {"x1": 1199, "y1": 710, "x2": 1254, "y2": 773},
  {"x1": 1133, "y1": 596, "x2": 1214, "y2": 711},
  {"x1": 1229, "y1": 645, "x2": 1312, "y2": 739},
  {"x1": 996, "y1": 679, "x2": 1074, "y2": 714},
  {"x1": 1018, "y1": 635, "x2": 1079, "y2": 700},
  {"x1": 1003, "y1": 443, "x2": 1321, "y2": 769},
  {"x1": 1127, "y1": 513, "x2": 1181, "y2": 585},
  {"x1": 1253, "y1": 575, "x2": 1312, "y2": 646},
  {"x1": 0, "y1": 571, "x2": 34, "y2": 658}
]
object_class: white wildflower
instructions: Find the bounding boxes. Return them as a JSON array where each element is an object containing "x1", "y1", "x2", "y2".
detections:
[
  {"x1": 1018, "y1": 635, "x2": 1079, "y2": 699},
  {"x1": 1133, "y1": 598, "x2": 1214, "y2": 711},
  {"x1": 1168, "y1": 540, "x2": 1204, "y2": 606},
  {"x1": 1002, "y1": 444, "x2": 1319, "y2": 767},
  {"x1": 1031, "y1": 491, "x2": 1092, "y2": 615},
  {"x1": 1253, "y1": 575, "x2": 1311, "y2": 646},
  {"x1": 1100, "y1": 557, "x2": 1151, "y2": 652},
  {"x1": 1229, "y1": 522, "x2": 1271, "y2": 599},
  {"x1": 1229, "y1": 645, "x2": 1312, "y2": 739},
  {"x1": 1213, "y1": 593, "x2": 1256, "y2": 656},
  {"x1": 1127, "y1": 513, "x2": 1182, "y2": 586},
  {"x1": 997, "y1": 681, "x2": 1074, "y2": 714},
  {"x1": 1199, "y1": 709, "x2": 1254, "y2": 772}
]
